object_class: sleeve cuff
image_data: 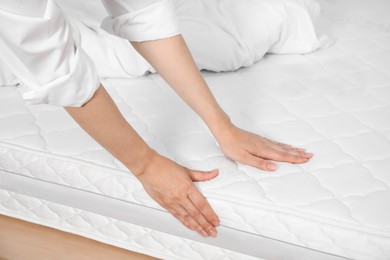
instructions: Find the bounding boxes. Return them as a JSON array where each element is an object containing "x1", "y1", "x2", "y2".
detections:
[
  {"x1": 22, "y1": 46, "x2": 100, "y2": 107},
  {"x1": 101, "y1": 0, "x2": 180, "y2": 42}
]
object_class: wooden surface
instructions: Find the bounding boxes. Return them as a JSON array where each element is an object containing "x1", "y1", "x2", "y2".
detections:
[{"x1": 0, "y1": 214, "x2": 158, "y2": 260}]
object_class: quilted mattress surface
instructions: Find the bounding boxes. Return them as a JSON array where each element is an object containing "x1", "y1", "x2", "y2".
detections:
[{"x1": 1, "y1": 0, "x2": 390, "y2": 259}]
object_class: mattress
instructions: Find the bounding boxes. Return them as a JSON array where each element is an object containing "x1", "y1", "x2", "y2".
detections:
[{"x1": 1, "y1": 0, "x2": 390, "y2": 259}]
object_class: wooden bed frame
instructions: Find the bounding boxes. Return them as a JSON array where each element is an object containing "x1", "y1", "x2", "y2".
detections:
[{"x1": 0, "y1": 214, "x2": 157, "y2": 260}]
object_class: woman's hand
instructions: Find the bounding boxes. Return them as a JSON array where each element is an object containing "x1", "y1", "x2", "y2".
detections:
[
  {"x1": 66, "y1": 86, "x2": 220, "y2": 238},
  {"x1": 135, "y1": 152, "x2": 220, "y2": 237},
  {"x1": 131, "y1": 36, "x2": 313, "y2": 172},
  {"x1": 216, "y1": 124, "x2": 313, "y2": 171}
]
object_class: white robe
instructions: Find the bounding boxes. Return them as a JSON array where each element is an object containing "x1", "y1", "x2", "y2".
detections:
[{"x1": 0, "y1": 0, "x2": 180, "y2": 107}]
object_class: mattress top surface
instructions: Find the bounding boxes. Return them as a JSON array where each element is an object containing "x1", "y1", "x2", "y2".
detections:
[{"x1": 1, "y1": 0, "x2": 390, "y2": 259}]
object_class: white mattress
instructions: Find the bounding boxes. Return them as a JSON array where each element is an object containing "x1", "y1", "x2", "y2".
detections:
[{"x1": 1, "y1": 0, "x2": 390, "y2": 259}]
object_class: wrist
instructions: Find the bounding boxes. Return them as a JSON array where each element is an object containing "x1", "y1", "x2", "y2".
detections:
[
  {"x1": 125, "y1": 146, "x2": 158, "y2": 178},
  {"x1": 206, "y1": 112, "x2": 235, "y2": 142}
]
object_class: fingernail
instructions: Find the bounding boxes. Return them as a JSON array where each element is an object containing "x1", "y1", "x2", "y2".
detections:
[
  {"x1": 209, "y1": 229, "x2": 217, "y2": 237},
  {"x1": 307, "y1": 153, "x2": 313, "y2": 158},
  {"x1": 268, "y1": 163, "x2": 277, "y2": 171},
  {"x1": 212, "y1": 220, "x2": 220, "y2": 227},
  {"x1": 201, "y1": 230, "x2": 208, "y2": 237},
  {"x1": 211, "y1": 169, "x2": 219, "y2": 173}
]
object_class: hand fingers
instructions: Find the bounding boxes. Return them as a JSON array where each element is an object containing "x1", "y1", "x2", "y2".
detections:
[
  {"x1": 249, "y1": 142, "x2": 309, "y2": 163},
  {"x1": 256, "y1": 147, "x2": 310, "y2": 164},
  {"x1": 188, "y1": 169, "x2": 219, "y2": 182},
  {"x1": 243, "y1": 154, "x2": 277, "y2": 171},
  {"x1": 265, "y1": 139, "x2": 313, "y2": 161},
  {"x1": 188, "y1": 185, "x2": 220, "y2": 228},
  {"x1": 269, "y1": 139, "x2": 293, "y2": 148},
  {"x1": 170, "y1": 206, "x2": 209, "y2": 237},
  {"x1": 273, "y1": 144, "x2": 313, "y2": 159},
  {"x1": 181, "y1": 198, "x2": 217, "y2": 237},
  {"x1": 268, "y1": 138, "x2": 302, "y2": 150},
  {"x1": 165, "y1": 181, "x2": 220, "y2": 238},
  {"x1": 269, "y1": 139, "x2": 312, "y2": 156}
]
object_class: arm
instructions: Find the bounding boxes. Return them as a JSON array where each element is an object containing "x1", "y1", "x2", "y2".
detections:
[
  {"x1": 0, "y1": 0, "x2": 219, "y2": 237},
  {"x1": 100, "y1": 0, "x2": 312, "y2": 169},
  {"x1": 131, "y1": 35, "x2": 313, "y2": 171},
  {"x1": 65, "y1": 85, "x2": 220, "y2": 238}
]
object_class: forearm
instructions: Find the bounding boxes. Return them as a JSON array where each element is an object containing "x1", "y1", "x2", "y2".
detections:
[
  {"x1": 131, "y1": 35, "x2": 233, "y2": 139},
  {"x1": 65, "y1": 85, "x2": 154, "y2": 176},
  {"x1": 66, "y1": 84, "x2": 220, "y2": 236}
]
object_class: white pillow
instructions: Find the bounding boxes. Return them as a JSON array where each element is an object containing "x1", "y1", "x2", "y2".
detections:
[
  {"x1": 0, "y1": 59, "x2": 19, "y2": 86},
  {"x1": 175, "y1": 0, "x2": 332, "y2": 71},
  {"x1": 175, "y1": 0, "x2": 281, "y2": 71},
  {"x1": 269, "y1": 0, "x2": 333, "y2": 54}
]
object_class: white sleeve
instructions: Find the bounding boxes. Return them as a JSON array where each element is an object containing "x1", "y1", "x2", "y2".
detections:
[
  {"x1": 0, "y1": 0, "x2": 100, "y2": 107},
  {"x1": 101, "y1": 0, "x2": 180, "y2": 42}
]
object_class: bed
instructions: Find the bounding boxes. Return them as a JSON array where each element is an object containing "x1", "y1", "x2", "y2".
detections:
[{"x1": 1, "y1": 0, "x2": 390, "y2": 259}]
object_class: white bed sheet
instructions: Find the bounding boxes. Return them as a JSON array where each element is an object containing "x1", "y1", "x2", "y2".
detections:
[{"x1": 1, "y1": 0, "x2": 390, "y2": 259}]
